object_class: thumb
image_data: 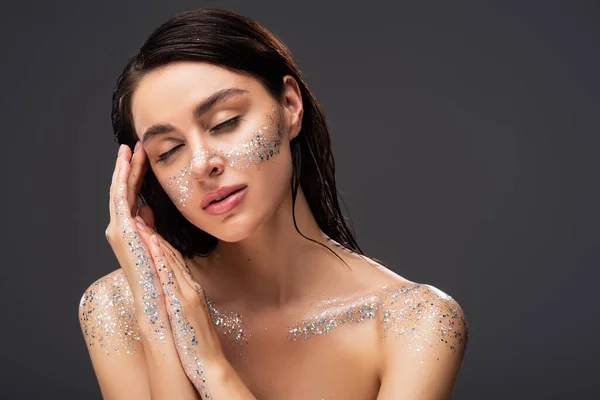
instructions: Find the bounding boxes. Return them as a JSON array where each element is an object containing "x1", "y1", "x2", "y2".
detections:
[{"x1": 137, "y1": 204, "x2": 156, "y2": 231}]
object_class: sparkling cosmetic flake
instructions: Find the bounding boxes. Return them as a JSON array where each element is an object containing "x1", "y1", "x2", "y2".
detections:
[
  {"x1": 79, "y1": 270, "x2": 248, "y2": 356},
  {"x1": 115, "y1": 190, "x2": 169, "y2": 346},
  {"x1": 80, "y1": 165, "x2": 169, "y2": 354},
  {"x1": 287, "y1": 283, "x2": 469, "y2": 356},
  {"x1": 165, "y1": 107, "x2": 284, "y2": 207},
  {"x1": 206, "y1": 298, "x2": 249, "y2": 346},
  {"x1": 79, "y1": 272, "x2": 141, "y2": 356},
  {"x1": 159, "y1": 260, "x2": 211, "y2": 398}
]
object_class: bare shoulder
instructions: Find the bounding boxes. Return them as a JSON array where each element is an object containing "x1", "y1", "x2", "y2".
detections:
[
  {"x1": 345, "y1": 255, "x2": 469, "y2": 355},
  {"x1": 373, "y1": 279, "x2": 470, "y2": 399},
  {"x1": 377, "y1": 281, "x2": 469, "y2": 345},
  {"x1": 78, "y1": 269, "x2": 152, "y2": 398},
  {"x1": 78, "y1": 268, "x2": 142, "y2": 356},
  {"x1": 375, "y1": 279, "x2": 469, "y2": 374}
]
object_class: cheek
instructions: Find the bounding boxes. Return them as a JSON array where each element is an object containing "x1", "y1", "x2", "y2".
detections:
[
  {"x1": 158, "y1": 166, "x2": 194, "y2": 208},
  {"x1": 251, "y1": 146, "x2": 294, "y2": 205},
  {"x1": 219, "y1": 106, "x2": 284, "y2": 168}
]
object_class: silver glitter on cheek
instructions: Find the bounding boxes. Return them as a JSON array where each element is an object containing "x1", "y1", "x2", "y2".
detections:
[
  {"x1": 206, "y1": 298, "x2": 249, "y2": 346},
  {"x1": 162, "y1": 106, "x2": 284, "y2": 207},
  {"x1": 159, "y1": 261, "x2": 211, "y2": 398},
  {"x1": 287, "y1": 283, "x2": 469, "y2": 357},
  {"x1": 79, "y1": 272, "x2": 141, "y2": 357},
  {"x1": 165, "y1": 167, "x2": 194, "y2": 208},
  {"x1": 219, "y1": 106, "x2": 283, "y2": 170}
]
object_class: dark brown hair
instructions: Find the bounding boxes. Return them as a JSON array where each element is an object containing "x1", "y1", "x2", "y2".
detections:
[{"x1": 111, "y1": 8, "x2": 367, "y2": 264}]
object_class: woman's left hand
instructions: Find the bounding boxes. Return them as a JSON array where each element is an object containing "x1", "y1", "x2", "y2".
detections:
[{"x1": 134, "y1": 215, "x2": 227, "y2": 395}]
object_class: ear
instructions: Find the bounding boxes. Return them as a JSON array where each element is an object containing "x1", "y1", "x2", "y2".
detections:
[{"x1": 280, "y1": 75, "x2": 303, "y2": 141}]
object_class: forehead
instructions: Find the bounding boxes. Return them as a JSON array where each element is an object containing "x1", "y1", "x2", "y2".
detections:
[{"x1": 131, "y1": 61, "x2": 255, "y2": 135}]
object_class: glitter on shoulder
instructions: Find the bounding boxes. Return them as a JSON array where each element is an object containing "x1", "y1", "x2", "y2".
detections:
[
  {"x1": 378, "y1": 283, "x2": 469, "y2": 356},
  {"x1": 287, "y1": 282, "x2": 469, "y2": 356},
  {"x1": 78, "y1": 270, "x2": 142, "y2": 357}
]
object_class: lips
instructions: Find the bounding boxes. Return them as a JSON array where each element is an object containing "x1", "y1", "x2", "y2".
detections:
[{"x1": 201, "y1": 184, "x2": 247, "y2": 209}]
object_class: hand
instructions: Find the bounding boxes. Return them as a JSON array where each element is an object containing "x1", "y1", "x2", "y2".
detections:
[
  {"x1": 106, "y1": 142, "x2": 200, "y2": 398},
  {"x1": 135, "y1": 217, "x2": 227, "y2": 395}
]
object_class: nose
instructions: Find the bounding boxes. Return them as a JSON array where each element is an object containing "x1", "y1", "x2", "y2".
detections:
[{"x1": 190, "y1": 146, "x2": 225, "y2": 179}]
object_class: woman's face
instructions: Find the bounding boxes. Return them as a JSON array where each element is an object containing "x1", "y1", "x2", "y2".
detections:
[{"x1": 131, "y1": 61, "x2": 303, "y2": 242}]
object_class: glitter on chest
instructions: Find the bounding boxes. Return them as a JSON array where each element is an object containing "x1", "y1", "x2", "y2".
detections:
[
  {"x1": 206, "y1": 298, "x2": 249, "y2": 346},
  {"x1": 287, "y1": 293, "x2": 381, "y2": 340}
]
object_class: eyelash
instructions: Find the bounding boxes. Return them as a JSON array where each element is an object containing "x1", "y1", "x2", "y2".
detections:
[{"x1": 156, "y1": 116, "x2": 242, "y2": 163}]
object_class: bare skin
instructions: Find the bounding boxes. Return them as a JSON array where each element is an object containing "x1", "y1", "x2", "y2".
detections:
[{"x1": 79, "y1": 61, "x2": 468, "y2": 399}]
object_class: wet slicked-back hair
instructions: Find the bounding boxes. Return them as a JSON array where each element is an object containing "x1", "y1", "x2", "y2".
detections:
[{"x1": 111, "y1": 8, "x2": 366, "y2": 262}]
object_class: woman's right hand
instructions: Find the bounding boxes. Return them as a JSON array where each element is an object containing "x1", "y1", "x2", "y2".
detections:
[{"x1": 105, "y1": 142, "x2": 199, "y2": 399}]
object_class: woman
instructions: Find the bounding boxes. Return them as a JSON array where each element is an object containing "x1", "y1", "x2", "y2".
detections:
[{"x1": 79, "y1": 8, "x2": 469, "y2": 399}]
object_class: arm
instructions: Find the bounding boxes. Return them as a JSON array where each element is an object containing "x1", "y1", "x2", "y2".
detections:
[
  {"x1": 79, "y1": 143, "x2": 199, "y2": 399},
  {"x1": 79, "y1": 270, "x2": 199, "y2": 400},
  {"x1": 138, "y1": 221, "x2": 257, "y2": 399},
  {"x1": 376, "y1": 285, "x2": 469, "y2": 400}
]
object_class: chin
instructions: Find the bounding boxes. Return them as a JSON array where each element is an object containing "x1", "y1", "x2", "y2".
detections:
[{"x1": 206, "y1": 213, "x2": 258, "y2": 243}]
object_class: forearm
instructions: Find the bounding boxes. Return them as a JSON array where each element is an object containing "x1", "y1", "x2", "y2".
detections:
[
  {"x1": 140, "y1": 324, "x2": 200, "y2": 400},
  {"x1": 143, "y1": 338, "x2": 255, "y2": 399},
  {"x1": 199, "y1": 358, "x2": 257, "y2": 399}
]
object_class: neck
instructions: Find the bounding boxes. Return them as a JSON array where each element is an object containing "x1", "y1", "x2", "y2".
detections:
[{"x1": 191, "y1": 186, "x2": 346, "y2": 310}]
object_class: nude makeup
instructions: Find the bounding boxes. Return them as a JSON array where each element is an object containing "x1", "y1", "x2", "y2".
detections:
[{"x1": 164, "y1": 106, "x2": 283, "y2": 207}]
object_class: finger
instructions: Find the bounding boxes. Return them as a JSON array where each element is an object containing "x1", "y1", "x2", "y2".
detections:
[
  {"x1": 148, "y1": 234, "x2": 186, "y2": 311},
  {"x1": 159, "y1": 242, "x2": 201, "y2": 298},
  {"x1": 128, "y1": 219, "x2": 177, "y2": 344},
  {"x1": 148, "y1": 234, "x2": 210, "y2": 394},
  {"x1": 135, "y1": 222, "x2": 204, "y2": 299},
  {"x1": 114, "y1": 150, "x2": 132, "y2": 219},
  {"x1": 113, "y1": 143, "x2": 134, "y2": 218},
  {"x1": 160, "y1": 241, "x2": 187, "y2": 271},
  {"x1": 160, "y1": 243, "x2": 204, "y2": 297},
  {"x1": 128, "y1": 141, "x2": 149, "y2": 216},
  {"x1": 137, "y1": 204, "x2": 156, "y2": 231},
  {"x1": 109, "y1": 145, "x2": 126, "y2": 218}
]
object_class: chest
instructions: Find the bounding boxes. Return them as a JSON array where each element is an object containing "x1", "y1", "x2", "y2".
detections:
[{"x1": 216, "y1": 315, "x2": 382, "y2": 400}]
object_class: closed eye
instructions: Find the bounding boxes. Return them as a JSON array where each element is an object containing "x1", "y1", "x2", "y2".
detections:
[
  {"x1": 156, "y1": 116, "x2": 242, "y2": 163},
  {"x1": 157, "y1": 144, "x2": 183, "y2": 163},
  {"x1": 211, "y1": 115, "x2": 242, "y2": 133}
]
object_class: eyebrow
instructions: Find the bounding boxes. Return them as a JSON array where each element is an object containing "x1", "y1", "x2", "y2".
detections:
[{"x1": 141, "y1": 87, "x2": 249, "y2": 145}]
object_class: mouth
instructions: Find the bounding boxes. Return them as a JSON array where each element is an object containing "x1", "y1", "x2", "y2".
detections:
[{"x1": 201, "y1": 184, "x2": 248, "y2": 209}]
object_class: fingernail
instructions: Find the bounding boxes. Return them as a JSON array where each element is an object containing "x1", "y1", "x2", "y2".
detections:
[
  {"x1": 135, "y1": 216, "x2": 146, "y2": 231},
  {"x1": 151, "y1": 235, "x2": 159, "y2": 246},
  {"x1": 134, "y1": 141, "x2": 140, "y2": 152},
  {"x1": 118, "y1": 144, "x2": 124, "y2": 156}
]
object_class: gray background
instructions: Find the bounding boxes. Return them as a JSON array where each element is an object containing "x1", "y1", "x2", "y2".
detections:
[{"x1": 1, "y1": 0, "x2": 598, "y2": 399}]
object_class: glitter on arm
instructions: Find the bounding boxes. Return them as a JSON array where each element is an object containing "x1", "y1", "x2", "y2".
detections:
[
  {"x1": 78, "y1": 270, "x2": 142, "y2": 358},
  {"x1": 376, "y1": 284, "x2": 469, "y2": 399}
]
